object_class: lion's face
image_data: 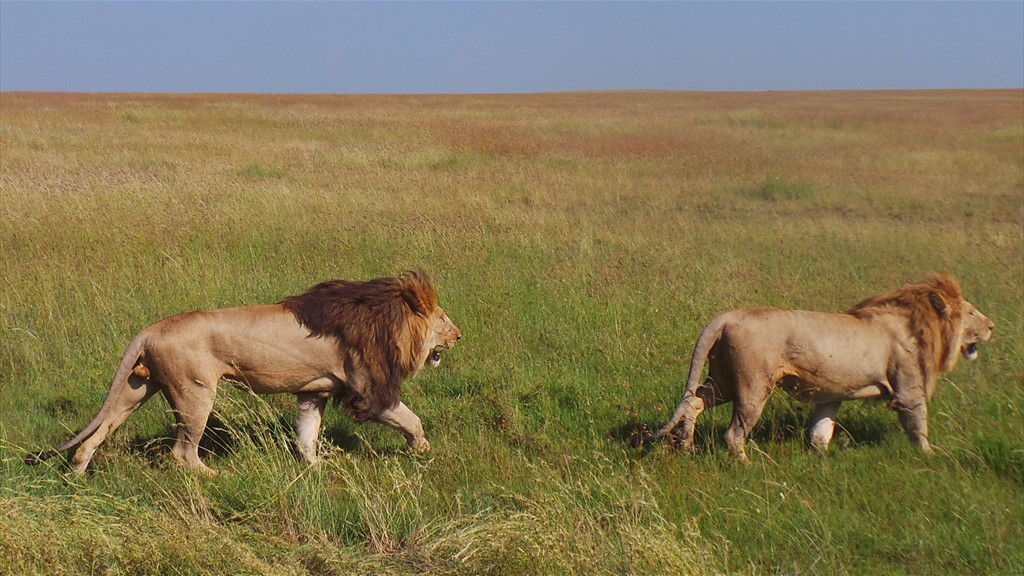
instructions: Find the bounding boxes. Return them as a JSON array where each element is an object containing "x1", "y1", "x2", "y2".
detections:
[
  {"x1": 425, "y1": 307, "x2": 461, "y2": 367},
  {"x1": 960, "y1": 301, "x2": 994, "y2": 361}
]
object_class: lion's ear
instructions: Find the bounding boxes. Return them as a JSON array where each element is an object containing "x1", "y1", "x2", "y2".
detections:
[
  {"x1": 401, "y1": 286, "x2": 429, "y2": 316},
  {"x1": 398, "y1": 270, "x2": 437, "y2": 316},
  {"x1": 929, "y1": 291, "x2": 951, "y2": 319}
]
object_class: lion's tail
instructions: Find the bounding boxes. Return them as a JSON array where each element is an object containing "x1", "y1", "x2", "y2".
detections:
[
  {"x1": 653, "y1": 314, "x2": 729, "y2": 440},
  {"x1": 25, "y1": 334, "x2": 148, "y2": 466}
]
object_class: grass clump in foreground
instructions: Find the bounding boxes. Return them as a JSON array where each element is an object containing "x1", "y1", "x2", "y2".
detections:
[
  {"x1": 3, "y1": 394, "x2": 714, "y2": 576},
  {"x1": 1, "y1": 90, "x2": 1022, "y2": 574}
]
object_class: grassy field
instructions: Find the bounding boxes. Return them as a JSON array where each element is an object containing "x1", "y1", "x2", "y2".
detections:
[{"x1": 1, "y1": 90, "x2": 1021, "y2": 575}]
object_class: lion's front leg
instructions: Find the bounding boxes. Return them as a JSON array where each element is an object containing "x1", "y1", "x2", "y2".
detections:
[
  {"x1": 890, "y1": 367, "x2": 933, "y2": 453},
  {"x1": 376, "y1": 401, "x2": 430, "y2": 453},
  {"x1": 893, "y1": 400, "x2": 932, "y2": 453},
  {"x1": 296, "y1": 393, "x2": 328, "y2": 464}
]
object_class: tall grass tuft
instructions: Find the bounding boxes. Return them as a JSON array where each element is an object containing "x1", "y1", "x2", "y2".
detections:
[{"x1": 415, "y1": 458, "x2": 715, "y2": 575}]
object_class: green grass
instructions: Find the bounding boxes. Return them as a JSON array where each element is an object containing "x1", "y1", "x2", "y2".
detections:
[
  {"x1": 236, "y1": 163, "x2": 288, "y2": 180},
  {"x1": 740, "y1": 175, "x2": 816, "y2": 202},
  {"x1": 1, "y1": 90, "x2": 1022, "y2": 575}
]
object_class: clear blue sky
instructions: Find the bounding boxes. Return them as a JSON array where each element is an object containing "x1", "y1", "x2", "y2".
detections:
[{"x1": 1, "y1": 1, "x2": 1022, "y2": 94}]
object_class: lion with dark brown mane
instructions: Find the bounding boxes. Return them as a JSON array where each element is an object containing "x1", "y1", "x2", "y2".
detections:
[
  {"x1": 653, "y1": 274, "x2": 993, "y2": 460},
  {"x1": 27, "y1": 270, "x2": 460, "y2": 475}
]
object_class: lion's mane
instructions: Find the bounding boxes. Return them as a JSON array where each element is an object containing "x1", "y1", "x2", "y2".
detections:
[
  {"x1": 848, "y1": 274, "x2": 965, "y2": 392},
  {"x1": 280, "y1": 270, "x2": 439, "y2": 420}
]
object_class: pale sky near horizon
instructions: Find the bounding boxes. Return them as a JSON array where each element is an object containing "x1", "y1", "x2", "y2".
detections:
[{"x1": 1, "y1": 1, "x2": 1022, "y2": 94}]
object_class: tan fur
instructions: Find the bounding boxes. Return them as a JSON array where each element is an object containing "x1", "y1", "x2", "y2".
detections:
[
  {"x1": 27, "y1": 270, "x2": 460, "y2": 475},
  {"x1": 654, "y1": 275, "x2": 994, "y2": 460}
]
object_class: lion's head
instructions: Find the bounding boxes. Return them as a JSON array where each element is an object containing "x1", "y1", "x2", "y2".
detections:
[
  {"x1": 849, "y1": 274, "x2": 994, "y2": 374},
  {"x1": 959, "y1": 301, "x2": 994, "y2": 362},
  {"x1": 423, "y1": 307, "x2": 461, "y2": 368},
  {"x1": 281, "y1": 270, "x2": 461, "y2": 419}
]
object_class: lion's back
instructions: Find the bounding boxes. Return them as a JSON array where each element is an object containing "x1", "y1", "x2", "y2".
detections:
[{"x1": 712, "y1": 307, "x2": 895, "y2": 387}]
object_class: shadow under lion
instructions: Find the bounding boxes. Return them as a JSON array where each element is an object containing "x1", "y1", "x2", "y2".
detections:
[{"x1": 614, "y1": 399, "x2": 895, "y2": 457}]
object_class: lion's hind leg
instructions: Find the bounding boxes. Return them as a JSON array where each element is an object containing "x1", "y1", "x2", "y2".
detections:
[
  {"x1": 162, "y1": 379, "x2": 219, "y2": 476},
  {"x1": 724, "y1": 377, "x2": 773, "y2": 462},
  {"x1": 70, "y1": 375, "x2": 159, "y2": 474}
]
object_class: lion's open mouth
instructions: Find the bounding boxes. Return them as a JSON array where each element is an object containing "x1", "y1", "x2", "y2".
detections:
[
  {"x1": 963, "y1": 343, "x2": 979, "y2": 361},
  {"x1": 429, "y1": 348, "x2": 443, "y2": 368}
]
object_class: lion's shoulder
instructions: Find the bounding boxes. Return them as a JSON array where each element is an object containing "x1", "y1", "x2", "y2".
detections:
[
  {"x1": 279, "y1": 270, "x2": 439, "y2": 419},
  {"x1": 847, "y1": 274, "x2": 965, "y2": 373}
]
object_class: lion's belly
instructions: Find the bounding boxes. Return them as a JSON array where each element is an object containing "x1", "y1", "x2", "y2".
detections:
[
  {"x1": 776, "y1": 327, "x2": 893, "y2": 403},
  {"x1": 225, "y1": 372, "x2": 342, "y2": 395},
  {"x1": 780, "y1": 374, "x2": 890, "y2": 403},
  {"x1": 217, "y1": 338, "x2": 346, "y2": 395}
]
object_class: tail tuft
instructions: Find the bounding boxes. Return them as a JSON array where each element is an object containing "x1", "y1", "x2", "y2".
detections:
[{"x1": 24, "y1": 450, "x2": 58, "y2": 466}]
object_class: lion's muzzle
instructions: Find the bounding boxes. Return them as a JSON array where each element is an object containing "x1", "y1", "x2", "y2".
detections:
[
  {"x1": 428, "y1": 315, "x2": 460, "y2": 368},
  {"x1": 963, "y1": 343, "x2": 980, "y2": 361},
  {"x1": 429, "y1": 340, "x2": 457, "y2": 368},
  {"x1": 962, "y1": 313, "x2": 994, "y2": 361}
]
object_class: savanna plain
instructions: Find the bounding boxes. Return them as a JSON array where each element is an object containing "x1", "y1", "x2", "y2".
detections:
[{"x1": 1, "y1": 90, "x2": 1022, "y2": 575}]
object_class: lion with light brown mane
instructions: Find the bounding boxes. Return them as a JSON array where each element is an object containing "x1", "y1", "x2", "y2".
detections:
[
  {"x1": 26, "y1": 270, "x2": 460, "y2": 475},
  {"x1": 653, "y1": 274, "x2": 993, "y2": 460}
]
